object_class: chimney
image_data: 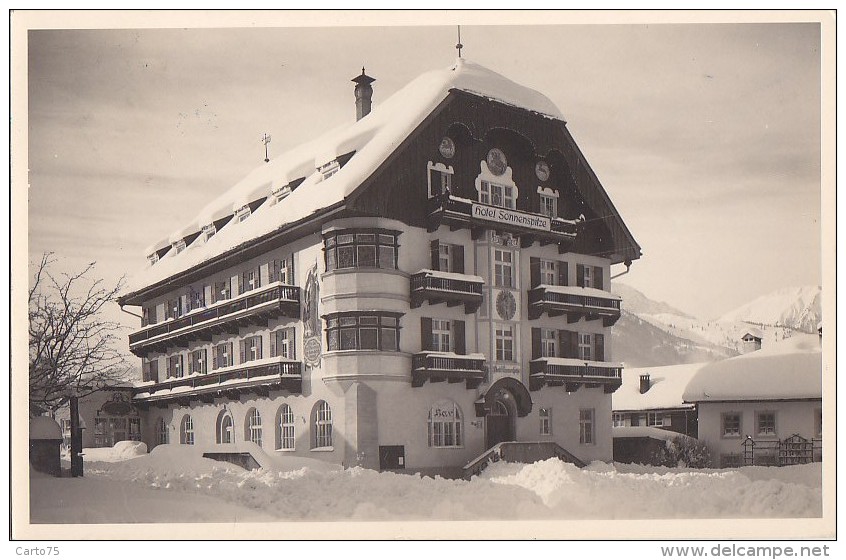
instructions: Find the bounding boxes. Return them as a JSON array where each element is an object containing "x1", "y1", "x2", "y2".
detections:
[
  {"x1": 639, "y1": 374, "x2": 650, "y2": 394},
  {"x1": 352, "y1": 67, "x2": 375, "y2": 121}
]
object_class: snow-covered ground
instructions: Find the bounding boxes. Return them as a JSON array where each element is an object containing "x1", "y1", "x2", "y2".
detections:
[{"x1": 29, "y1": 444, "x2": 822, "y2": 525}]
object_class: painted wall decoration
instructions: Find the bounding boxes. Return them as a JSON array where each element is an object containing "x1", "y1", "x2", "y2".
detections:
[{"x1": 302, "y1": 259, "x2": 322, "y2": 368}]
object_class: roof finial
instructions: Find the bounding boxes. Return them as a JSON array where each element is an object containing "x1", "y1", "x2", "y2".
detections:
[
  {"x1": 261, "y1": 133, "x2": 271, "y2": 163},
  {"x1": 456, "y1": 25, "x2": 463, "y2": 58}
]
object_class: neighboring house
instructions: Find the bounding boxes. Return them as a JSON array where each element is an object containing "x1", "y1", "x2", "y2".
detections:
[
  {"x1": 114, "y1": 58, "x2": 641, "y2": 475},
  {"x1": 683, "y1": 334, "x2": 822, "y2": 468},
  {"x1": 612, "y1": 363, "x2": 703, "y2": 438},
  {"x1": 740, "y1": 329, "x2": 763, "y2": 354},
  {"x1": 54, "y1": 385, "x2": 141, "y2": 450}
]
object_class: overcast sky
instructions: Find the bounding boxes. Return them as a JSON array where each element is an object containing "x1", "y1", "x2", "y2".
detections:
[{"x1": 24, "y1": 16, "x2": 824, "y2": 357}]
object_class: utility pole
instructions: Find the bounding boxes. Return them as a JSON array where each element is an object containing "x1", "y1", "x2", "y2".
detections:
[
  {"x1": 69, "y1": 395, "x2": 83, "y2": 477},
  {"x1": 262, "y1": 133, "x2": 271, "y2": 163}
]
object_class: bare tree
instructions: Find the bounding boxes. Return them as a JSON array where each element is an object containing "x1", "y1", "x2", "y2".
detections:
[{"x1": 28, "y1": 253, "x2": 131, "y2": 415}]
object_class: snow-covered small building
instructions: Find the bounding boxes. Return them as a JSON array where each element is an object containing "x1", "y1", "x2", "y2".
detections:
[
  {"x1": 683, "y1": 334, "x2": 822, "y2": 468},
  {"x1": 612, "y1": 364, "x2": 702, "y2": 437},
  {"x1": 740, "y1": 328, "x2": 763, "y2": 354},
  {"x1": 115, "y1": 58, "x2": 641, "y2": 475}
]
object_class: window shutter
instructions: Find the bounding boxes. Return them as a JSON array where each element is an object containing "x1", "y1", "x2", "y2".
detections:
[
  {"x1": 530, "y1": 257, "x2": 540, "y2": 288},
  {"x1": 421, "y1": 317, "x2": 433, "y2": 351},
  {"x1": 288, "y1": 253, "x2": 295, "y2": 284},
  {"x1": 213, "y1": 347, "x2": 219, "y2": 370},
  {"x1": 594, "y1": 266, "x2": 604, "y2": 290},
  {"x1": 576, "y1": 264, "x2": 585, "y2": 288},
  {"x1": 452, "y1": 245, "x2": 464, "y2": 274},
  {"x1": 256, "y1": 336, "x2": 262, "y2": 359},
  {"x1": 558, "y1": 261, "x2": 569, "y2": 287},
  {"x1": 188, "y1": 352, "x2": 194, "y2": 374},
  {"x1": 270, "y1": 330, "x2": 277, "y2": 358},
  {"x1": 594, "y1": 333, "x2": 605, "y2": 362},
  {"x1": 288, "y1": 327, "x2": 296, "y2": 359},
  {"x1": 239, "y1": 340, "x2": 246, "y2": 364},
  {"x1": 453, "y1": 320, "x2": 466, "y2": 355},
  {"x1": 180, "y1": 294, "x2": 189, "y2": 315},
  {"x1": 228, "y1": 342, "x2": 234, "y2": 366},
  {"x1": 559, "y1": 330, "x2": 577, "y2": 359},
  {"x1": 204, "y1": 284, "x2": 213, "y2": 306},
  {"x1": 430, "y1": 240, "x2": 440, "y2": 270},
  {"x1": 231, "y1": 274, "x2": 240, "y2": 297},
  {"x1": 531, "y1": 327, "x2": 541, "y2": 359}
]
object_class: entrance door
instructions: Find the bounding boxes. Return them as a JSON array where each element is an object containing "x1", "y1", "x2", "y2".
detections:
[{"x1": 486, "y1": 398, "x2": 516, "y2": 449}]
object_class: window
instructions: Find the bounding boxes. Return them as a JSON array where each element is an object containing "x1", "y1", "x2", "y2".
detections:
[
  {"x1": 247, "y1": 408, "x2": 262, "y2": 447},
  {"x1": 181, "y1": 415, "x2": 194, "y2": 445},
  {"x1": 213, "y1": 279, "x2": 230, "y2": 302},
  {"x1": 203, "y1": 223, "x2": 216, "y2": 242},
  {"x1": 157, "y1": 417, "x2": 169, "y2": 445},
  {"x1": 613, "y1": 413, "x2": 625, "y2": 428},
  {"x1": 167, "y1": 354, "x2": 184, "y2": 378},
  {"x1": 320, "y1": 160, "x2": 340, "y2": 179},
  {"x1": 540, "y1": 260, "x2": 557, "y2": 285},
  {"x1": 479, "y1": 180, "x2": 515, "y2": 209},
  {"x1": 190, "y1": 286, "x2": 206, "y2": 310},
  {"x1": 268, "y1": 257, "x2": 290, "y2": 284},
  {"x1": 148, "y1": 253, "x2": 159, "y2": 266},
  {"x1": 217, "y1": 411, "x2": 234, "y2": 444},
  {"x1": 646, "y1": 412, "x2": 664, "y2": 427},
  {"x1": 428, "y1": 162, "x2": 454, "y2": 198},
  {"x1": 189, "y1": 349, "x2": 207, "y2": 375},
  {"x1": 240, "y1": 267, "x2": 261, "y2": 293},
  {"x1": 757, "y1": 412, "x2": 776, "y2": 437},
  {"x1": 428, "y1": 400, "x2": 463, "y2": 448},
  {"x1": 432, "y1": 319, "x2": 452, "y2": 352},
  {"x1": 324, "y1": 229, "x2": 399, "y2": 271},
  {"x1": 240, "y1": 336, "x2": 262, "y2": 363},
  {"x1": 495, "y1": 323, "x2": 514, "y2": 362},
  {"x1": 539, "y1": 193, "x2": 557, "y2": 218},
  {"x1": 313, "y1": 401, "x2": 333, "y2": 449},
  {"x1": 539, "y1": 408, "x2": 552, "y2": 436},
  {"x1": 326, "y1": 312, "x2": 401, "y2": 352},
  {"x1": 166, "y1": 298, "x2": 182, "y2": 320},
  {"x1": 494, "y1": 249, "x2": 514, "y2": 288},
  {"x1": 213, "y1": 342, "x2": 234, "y2": 369},
  {"x1": 271, "y1": 328, "x2": 296, "y2": 359},
  {"x1": 438, "y1": 243, "x2": 451, "y2": 272},
  {"x1": 579, "y1": 409, "x2": 595, "y2": 445},
  {"x1": 142, "y1": 306, "x2": 157, "y2": 326},
  {"x1": 128, "y1": 418, "x2": 141, "y2": 441},
  {"x1": 236, "y1": 204, "x2": 251, "y2": 222},
  {"x1": 94, "y1": 418, "x2": 107, "y2": 447},
  {"x1": 279, "y1": 404, "x2": 295, "y2": 451},
  {"x1": 142, "y1": 358, "x2": 159, "y2": 382},
  {"x1": 722, "y1": 412, "x2": 742, "y2": 438},
  {"x1": 541, "y1": 329, "x2": 557, "y2": 358},
  {"x1": 578, "y1": 333, "x2": 593, "y2": 361},
  {"x1": 173, "y1": 239, "x2": 187, "y2": 254},
  {"x1": 583, "y1": 266, "x2": 593, "y2": 288}
]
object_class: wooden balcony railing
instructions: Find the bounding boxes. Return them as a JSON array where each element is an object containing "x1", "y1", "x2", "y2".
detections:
[
  {"x1": 529, "y1": 358, "x2": 623, "y2": 392},
  {"x1": 129, "y1": 284, "x2": 300, "y2": 355},
  {"x1": 132, "y1": 359, "x2": 302, "y2": 404},
  {"x1": 411, "y1": 351, "x2": 486, "y2": 389},
  {"x1": 528, "y1": 286, "x2": 621, "y2": 325},
  {"x1": 410, "y1": 270, "x2": 484, "y2": 314}
]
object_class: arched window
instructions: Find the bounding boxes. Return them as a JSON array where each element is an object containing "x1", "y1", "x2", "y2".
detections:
[
  {"x1": 428, "y1": 400, "x2": 463, "y2": 448},
  {"x1": 278, "y1": 404, "x2": 295, "y2": 451},
  {"x1": 246, "y1": 408, "x2": 263, "y2": 447},
  {"x1": 312, "y1": 401, "x2": 333, "y2": 449},
  {"x1": 216, "y1": 410, "x2": 234, "y2": 444},
  {"x1": 157, "y1": 417, "x2": 169, "y2": 445},
  {"x1": 180, "y1": 415, "x2": 194, "y2": 445}
]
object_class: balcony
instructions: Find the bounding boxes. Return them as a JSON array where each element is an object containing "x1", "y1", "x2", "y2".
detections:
[
  {"x1": 410, "y1": 270, "x2": 484, "y2": 314},
  {"x1": 529, "y1": 357, "x2": 622, "y2": 393},
  {"x1": 426, "y1": 194, "x2": 581, "y2": 250},
  {"x1": 132, "y1": 358, "x2": 302, "y2": 405},
  {"x1": 412, "y1": 351, "x2": 487, "y2": 389},
  {"x1": 527, "y1": 285, "x2": 621, "y2": 325},
  {"x1": 129, "y1": 283, "x2": 300, "y2": 356}
]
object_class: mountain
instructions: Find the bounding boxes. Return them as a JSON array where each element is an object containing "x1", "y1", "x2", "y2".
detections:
[
  {"x1": 610, "y1": 283, "x2": 694, "y2": 318},
  {"x1": 718, "y1": 286, "x2": 822, "y2": 334}
]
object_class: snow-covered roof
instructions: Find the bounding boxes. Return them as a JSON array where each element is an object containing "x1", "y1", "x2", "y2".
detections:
[
  {"x1": 741, "y1": 328, "x2": 764, "y2": 340},
  {"x1": 123, "y1": 59, "x2": 563, "y2": 298},
  {"x1": 683, "y1": 334, "x2": 822, "y2": 403},
  {"x1": 613, "y1": 363, "x2": 705, "y2": 412}
]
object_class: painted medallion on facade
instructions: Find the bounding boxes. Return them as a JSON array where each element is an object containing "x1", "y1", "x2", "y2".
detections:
[
  {"x1": 302, "y1": 260, "x2": 321, "y2": 368},
  {"x1": 535, "y1": 160, "x2": 550, "y2": 182},
  {"x1": 439, "y1": 136, "x2": 455, "y2": 159},
  {"x1": 495, "y1": 290, "x2": 517, "y2": 321},
  {"x1": 486, "y1": 148, "x2": 507, "y2": 176}
]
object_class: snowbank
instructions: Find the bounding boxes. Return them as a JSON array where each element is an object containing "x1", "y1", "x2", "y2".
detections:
[{"x1": 81, "y1": 441, "x2": 148, "y2": 463}]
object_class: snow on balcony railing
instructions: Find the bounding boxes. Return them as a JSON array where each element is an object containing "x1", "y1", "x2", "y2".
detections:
[
  {"x1": 530, "y1": 284, "x2": 621, "y2": 309},
  {"x1": 410, "y1": 270, "x2": 484, "y2": 295}
]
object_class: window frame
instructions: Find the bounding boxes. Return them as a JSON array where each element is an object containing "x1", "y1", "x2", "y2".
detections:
[
  {"x1": 279, "y1": 404, "x2": 296, "y2": 451},
  {"x1": 247, "y1": 408, "x2": 263, "y2": 448},
  {"x1": 541, "y1": 328, "x2": 557, "y2": 358},
  {"x1": 612, "y1": 413, "x2": 625, "y2": 428},
  {"x1": 427, "y1": 162, "x2": 454, "y2": 198},
  {"x1": 578, "y1": 333, "x2": 593, "y2": 361},
  {"x1": 313, "y1": 400, "x2": 333, "y2": 450},
  {"x1": 721, "y1": 412, "x2": 742, "y2": 438},
  {"x1": 539, "y1": 193, "x2": 558, "y2": 218},
  {"x1": 157, "y1": 417, "x2": 169, "y2": 445},
  {"x1": 325, "y1": 312, "x2": 402, "y2": 353},
  {"x1": 181, "y1": 415, "x2": 195, "y2": 445},
  {"x1": 646, "y1": 412, "x2": 664, "y2": 427},
  {"x1": 494, "y1": 249, "x2": 514, "y2": 288},
  {"x1": 428, "y1": 400, "x2": 464, "y2": 448},
  {"x1": 495, "y1": 322, "x2": 515, "y2": 362},
  {"x1": 431, "y1": 319, "x2": 452, "y2": 353},
  {"x1": 540, "y1": 259, "x2": 557, "y2": 285},
  {"x1": 479, "y1": 180, "x2": 516, "y2": 209},
  {"x1": 539, "y1": 407, "x2": 552, "y2": 436},
  {"x1": 323, "y1": 228, "x2": 400, "y2": 272},
  {"x1": 756, "y1": 411, "x2": 777, "y2": 437},
  {"x1": 218, "y1": 411, "x2": 234, "y2": 444},
  {"x1": 579, "y1": 408, "x2": 595, "y2": 445}
]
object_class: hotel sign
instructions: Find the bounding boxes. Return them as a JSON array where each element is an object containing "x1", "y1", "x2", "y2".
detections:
[{"x1": 471, "y1": 203, "x2": 551, "y2": 232}]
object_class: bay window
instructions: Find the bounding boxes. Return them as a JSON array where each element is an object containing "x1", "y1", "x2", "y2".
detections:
[
  {"x1": 324, "y1": 228, "x2": 400, "y2": 271},
  {"x1": 325, "y1": 312, "x2": 402, "y2": 352}
]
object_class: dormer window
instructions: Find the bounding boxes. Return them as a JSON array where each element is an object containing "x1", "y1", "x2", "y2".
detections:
[
  {"x1": 537, "y1": 186, "x2": 559, "y2": 219},
  {"x1": 172, "y1": 239, "x2": 187, "y2": 254},
  {"x1": 479, "y1": 181, "x2": 515, "y2": 209},
  {"x1": 147, "y1": 253, "x2": 159, "y2": 266},
  {"x1": 202, "y1": 224, "x2": 216, "y2": 242},
  {"x1": 236, "y1": 204, "x2": 251, "y2": 223},
  {"x1": 272, "y1": 184, "x2": 292, "y2": 203},
  {"x1": 427, "y1": 161, "x2": 453, "y2": 198},
  {"x1": 319, "y1": 160, "x2": 340, "y2": 180}
]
